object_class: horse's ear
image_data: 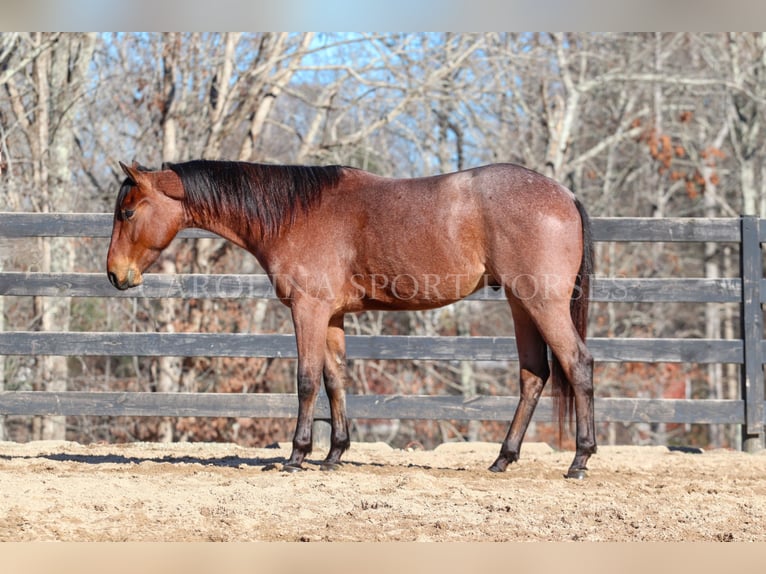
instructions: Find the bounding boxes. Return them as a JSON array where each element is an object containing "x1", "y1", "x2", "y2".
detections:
[
  {"x1": 119, "y1": 161, "x2": 143, "y2": 184},
  {"x1": 157, "y1": 167, "x2": 186, "y2": 200}
]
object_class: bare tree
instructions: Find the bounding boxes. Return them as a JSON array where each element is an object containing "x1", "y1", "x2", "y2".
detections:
[
  {"x1": 2, "y1": 32, "x2": 96, "y2": 439},
  {"x1": 726, "y1": 33, "x2": 766, "y2": 216},
  {"x1": 5, "y1": 33, "x2": 765, "y2": 449}
]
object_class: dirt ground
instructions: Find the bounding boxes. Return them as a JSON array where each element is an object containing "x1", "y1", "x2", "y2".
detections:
[{"x1": 1, "y1": 439, "x2": 765, "y2": 542}]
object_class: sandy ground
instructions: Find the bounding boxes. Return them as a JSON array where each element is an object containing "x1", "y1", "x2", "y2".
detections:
[{"x1": 1, "y1": 439, "x2": 765, "y2": 542}]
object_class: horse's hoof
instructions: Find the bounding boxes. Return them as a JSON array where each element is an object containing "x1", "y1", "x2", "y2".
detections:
[
  {"x1": 320, "y1": 461, "x2": 341, "y2": 472},
  {"x1": 488, "y1": 458, "x2": 508, "y2": 473},
  {"x1": 565, "y1": 468, "x2": 587, "y2": 480},
  {"x1": 282, "y1": 463, "x2": 304, "y2": 473}
]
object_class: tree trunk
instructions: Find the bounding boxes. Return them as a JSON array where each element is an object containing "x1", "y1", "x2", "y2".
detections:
[
  {"x1": 33, "y1": 33, "x2": 96, "y2": 440},
  {"x1": 155, "y1": 33, "x2": 184, "y2": 443},
  {"x1": 702, "y1": 123, "x2": 730, "y2": 447}
]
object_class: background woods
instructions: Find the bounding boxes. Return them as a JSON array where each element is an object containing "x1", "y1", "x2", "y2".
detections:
[{"x1": 1, "y1": 33, "x2": 765, "y2": 448}]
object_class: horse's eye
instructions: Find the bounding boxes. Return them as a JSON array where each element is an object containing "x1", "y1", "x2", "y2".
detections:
[{"x1": 122, "y1": 209, "x2": 135, "y2": 220}]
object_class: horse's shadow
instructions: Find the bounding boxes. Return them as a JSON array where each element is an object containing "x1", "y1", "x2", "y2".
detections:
[
  {"x1": 42, "y1": 452, "x2": 286, "y2": 469},
  {"x1": 0, "y1": 451, "x2": 281, "y2": 469},
  {"x1": 0, "y1": 449, "x2": 456, "y2": 472}
]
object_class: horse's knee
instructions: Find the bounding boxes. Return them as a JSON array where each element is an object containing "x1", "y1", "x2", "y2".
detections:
[{"x1": 296, "y1": 372, "x2": 319, "y2": 397}]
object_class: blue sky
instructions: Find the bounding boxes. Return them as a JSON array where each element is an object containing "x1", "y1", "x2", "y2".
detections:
[{"x1": 3, "y1": 1, "x2": 761, "y2": 32}]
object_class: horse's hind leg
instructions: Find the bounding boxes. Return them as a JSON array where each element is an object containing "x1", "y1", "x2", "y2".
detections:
[
  {"x1": 320, "y1": 314, "x2": 351, "y2": 470},
  {"x1": 534, "y1": 309, "x2": 596, "y2": 479},
  {"x1": 490, "y1": 300, "x2": 550, "y2": 472},
  {"x1": 557, "y1": 337, "x2": 595, "y2": 479}
]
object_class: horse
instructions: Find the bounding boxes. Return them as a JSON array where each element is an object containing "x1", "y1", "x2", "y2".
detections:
[{"x1": 107, "y1": 159, "x2": 595, "y2": 479}]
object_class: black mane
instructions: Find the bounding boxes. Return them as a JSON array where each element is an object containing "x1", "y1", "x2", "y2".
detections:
[{"x1": 165, "y1": 160, "x2": 344, "y2": 239}]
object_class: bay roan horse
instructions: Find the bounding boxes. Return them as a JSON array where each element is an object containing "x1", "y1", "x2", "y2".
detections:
[{"x1": 107, "y1": 160, "x2": 595, "y2": 479}]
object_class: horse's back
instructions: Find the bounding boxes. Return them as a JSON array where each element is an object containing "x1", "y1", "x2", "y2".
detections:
[{"x1": 333, "y1": 163, "x2": 583, "y2": 267}]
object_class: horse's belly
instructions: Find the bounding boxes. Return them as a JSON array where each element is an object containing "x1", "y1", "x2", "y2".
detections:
[{"x1": 348, "y1": 270, "x2": 488, "y2": 310}]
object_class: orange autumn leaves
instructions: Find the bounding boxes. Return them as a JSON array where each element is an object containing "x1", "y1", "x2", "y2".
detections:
[{"x1": 633, "y1": 113, "x2": 725, "y2": 200}]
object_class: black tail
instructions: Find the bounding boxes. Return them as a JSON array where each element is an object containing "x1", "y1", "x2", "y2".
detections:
[{"x1": 550, "y1": 197, "x2": 593, "y2": 440}]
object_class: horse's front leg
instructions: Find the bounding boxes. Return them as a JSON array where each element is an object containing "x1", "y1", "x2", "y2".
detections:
[
  {"x1": 283, "y1": 299, "x2": 332, "y2": 472},
  {"x1": 321, "y1": 314, "x2": 351, "y2": 470}
]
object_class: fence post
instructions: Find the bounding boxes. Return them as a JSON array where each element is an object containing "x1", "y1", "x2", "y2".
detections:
[{"x1": 740, "y1": 215, "x2": 765, "y2": 452}]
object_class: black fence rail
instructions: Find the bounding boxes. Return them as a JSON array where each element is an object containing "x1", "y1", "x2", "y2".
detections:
[{"x1": 0, "y1": 213, "x2": 764, "y2": 450}]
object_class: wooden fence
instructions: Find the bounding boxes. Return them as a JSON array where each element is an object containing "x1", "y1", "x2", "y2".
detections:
[{"x1": 0, "y1": 213, "x2": 764, "y2": 450}]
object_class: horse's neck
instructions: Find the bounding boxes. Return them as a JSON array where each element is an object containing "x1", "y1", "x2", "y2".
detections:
[
  {"x1": 193, "y1": 214, "x2": 282, "y2": 271},
  {"x1": 190, "y1": 216, "x2": 255, "y2": 254}
]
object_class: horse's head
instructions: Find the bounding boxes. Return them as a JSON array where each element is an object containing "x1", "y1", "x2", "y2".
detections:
[{"x1": 106, "y1": 161, "x2": 187, "y2": 290}]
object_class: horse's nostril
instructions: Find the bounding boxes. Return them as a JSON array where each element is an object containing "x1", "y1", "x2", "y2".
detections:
[{"x1": 107, "y1": 271, "x2": 119, "y2": 288}]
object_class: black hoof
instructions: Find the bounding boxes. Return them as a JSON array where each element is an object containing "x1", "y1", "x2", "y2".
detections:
[
  {"x1": 488, "y1": 458, "x2": 508, "y2": 473},
  {"x1": 282, "y1": 463, "x2": 304, "y2": 473},
  {"x1": 565, "y1": 468, "x2": 587, "y2": 480},
  {"x1": 320, "y1": 461, "x2": 342, "y2": 472}
]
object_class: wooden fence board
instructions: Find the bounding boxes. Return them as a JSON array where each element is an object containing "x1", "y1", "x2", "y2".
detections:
[
  {"x1": 0, "y1": 213, "x2": 744, "y2": 242},
  {"x1": 0, "y1": 212, "x2": 213, "y2": 239},
  {"x1": 0, "y1": 272, "x2": 275, "y2": 299},
  {"x1": 0, "y1": 391, "x2": 749, "y2": 424},
  {"x1": 589, "y1": 277, "x2": 741, "y2": 303},
  {"x1": 591, "y1": 217, "x2": 741, "y2": 242},
  {"x1": 0, "y1": 272, "x2": 744, "y2": 303},
  {"x1": 0, "y1": 331, "x2": 745, "y2": 363}
]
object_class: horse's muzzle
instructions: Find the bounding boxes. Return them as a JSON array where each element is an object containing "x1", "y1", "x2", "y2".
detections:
[{"x1": 107, "y1": 268, "x2": 140, "y2": 290}]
